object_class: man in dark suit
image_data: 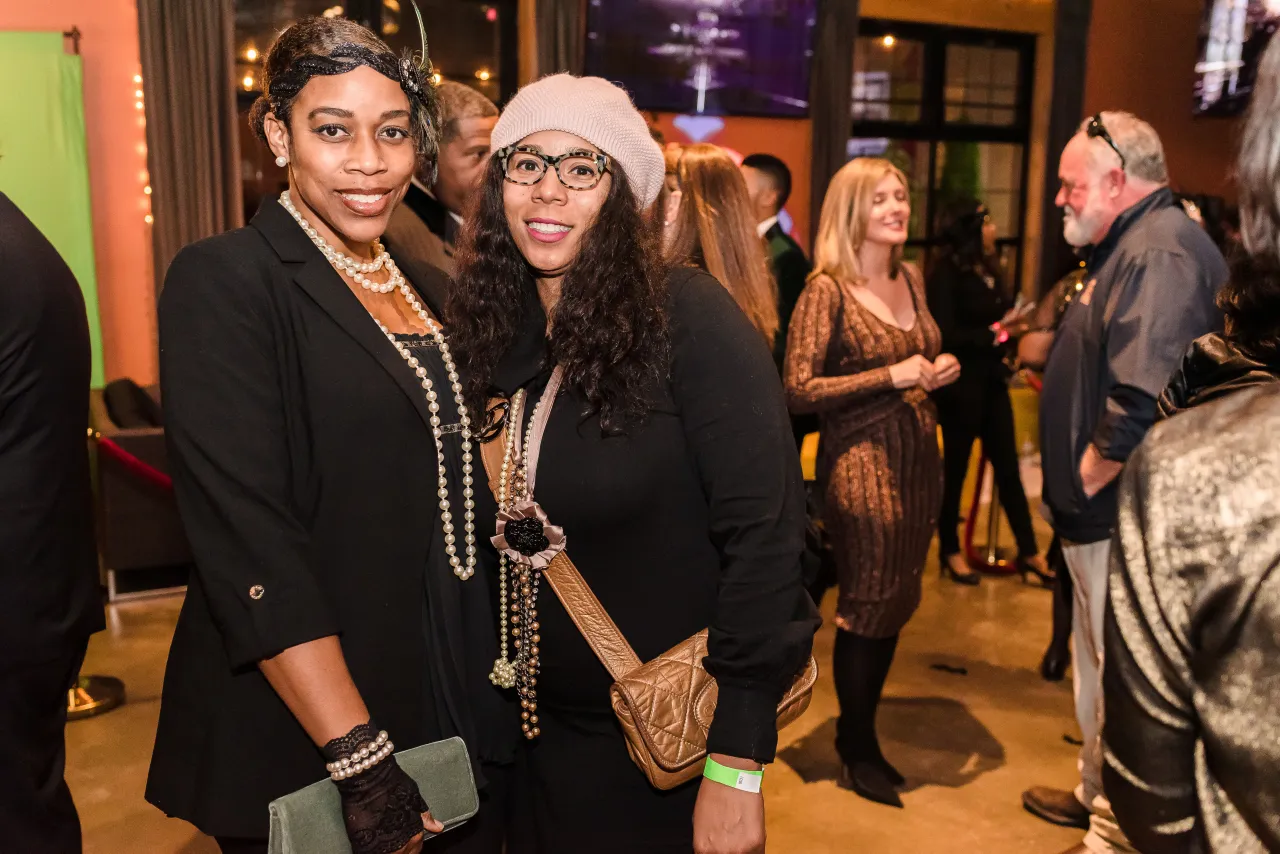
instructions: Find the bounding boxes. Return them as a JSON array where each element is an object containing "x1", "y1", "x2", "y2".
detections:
[
  {"x1": 384, "y1": 81, "x2": 498, "y2": 277},
  {"x1": 742, "y1": 153, "x2": 815, "y2": 445},
  {"x1": 0, "y1": 192, "x2": 103, "y2": 852},
  {"x1": 741, "y1": 153, "x2": 812, "y2": 362}
]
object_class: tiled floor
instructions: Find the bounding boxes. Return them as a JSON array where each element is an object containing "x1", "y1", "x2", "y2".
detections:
[{"x1": 68, "y1": 518, "x2": 1084, "y2": 853}]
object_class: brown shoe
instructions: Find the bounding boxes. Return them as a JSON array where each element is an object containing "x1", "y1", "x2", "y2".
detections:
[{"x1": 1022, "y1": 785, "x2": 1089, "y2": 829}]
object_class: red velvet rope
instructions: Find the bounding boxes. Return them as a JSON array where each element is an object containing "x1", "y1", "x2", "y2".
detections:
[{"x1": 95, "y1": 435, "x2": 174, "y2": 492}]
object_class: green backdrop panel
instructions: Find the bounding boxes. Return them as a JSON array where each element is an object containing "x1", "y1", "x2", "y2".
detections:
[{"x1": 0, "y1": 31, "x2": 104, "y2": 387}]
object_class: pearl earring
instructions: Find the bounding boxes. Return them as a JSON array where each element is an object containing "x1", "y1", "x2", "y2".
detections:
[{"x1": 276, "y1": 155, "x2": 288, "y2": 168}]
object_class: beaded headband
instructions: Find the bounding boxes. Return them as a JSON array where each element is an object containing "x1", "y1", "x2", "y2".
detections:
[{"x1": 266, "y1": 3, "x2": 441, "y2": 179}]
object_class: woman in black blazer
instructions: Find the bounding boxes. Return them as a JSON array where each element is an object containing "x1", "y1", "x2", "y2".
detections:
[
  {"x1": 926, "y1": 199, "x2": 1050, "y2": 586},
  {"x1": 145, "y1": 18, "x2": 514, "y2": 854}
]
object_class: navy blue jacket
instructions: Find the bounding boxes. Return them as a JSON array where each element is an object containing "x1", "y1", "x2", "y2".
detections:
[{"x1": 1040, "y1": 188, "x2": 1226, "y2": 543}]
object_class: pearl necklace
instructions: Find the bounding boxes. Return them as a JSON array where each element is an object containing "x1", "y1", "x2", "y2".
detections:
[
  {"x1": 280, "y1": 191, "x2": 395, "y2": 292},
  {"x1": 278, "y1": 192, "x2": 479, "y2": 579}
]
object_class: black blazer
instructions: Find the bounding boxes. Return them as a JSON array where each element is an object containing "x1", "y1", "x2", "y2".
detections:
[
  {"x1": 764, "y1": 222, "x2": 811, "y2": 365},
  {"x1": 146, "y1": 198, "x2": 513, "y2": 838},
  {"x1": 0, "y1": 192, "x2": 102, "y2": 663}
]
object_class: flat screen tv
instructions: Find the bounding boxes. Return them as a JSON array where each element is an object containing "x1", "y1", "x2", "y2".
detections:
[
  {"x1": 584, "y1": 0, "x2": 818, "y2": 118},
  {"x1": 1194, "y1": 0, "x2": 1280, "y2": 116}
]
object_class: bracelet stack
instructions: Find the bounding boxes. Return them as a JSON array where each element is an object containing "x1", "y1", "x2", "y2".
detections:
[{"x1": 325, "y1": 729, "x2": 395, "y2": 781}]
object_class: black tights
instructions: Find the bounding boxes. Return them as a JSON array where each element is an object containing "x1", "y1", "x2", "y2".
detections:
[
  {"x1": 937, "y1": 380, "x2": 1039, "y2": 559},
  {"x1": 833, "y1": 630, "x2": 899, "y2": 766}
]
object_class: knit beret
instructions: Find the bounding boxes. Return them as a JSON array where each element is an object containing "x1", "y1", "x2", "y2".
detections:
[{"x1": 491, "y1": 74, "x2": 666, "y2": 209}]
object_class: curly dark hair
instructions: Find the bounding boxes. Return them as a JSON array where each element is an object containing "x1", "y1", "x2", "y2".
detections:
[
  {"x1": 248, "y1": 16, "x2": 441, "y2": 170},
  {"x1": 446, "y1": 159, "x2": 670, "y2": 432}
]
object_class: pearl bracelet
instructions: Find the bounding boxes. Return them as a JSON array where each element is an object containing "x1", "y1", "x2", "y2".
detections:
[{"x1": 325, "y1": 730, "x2": 395, "y2": 781}]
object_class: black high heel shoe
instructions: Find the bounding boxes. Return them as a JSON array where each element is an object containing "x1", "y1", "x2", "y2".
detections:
[
  {"x1": 839, "y1": 762, "x2": 904, "y2": 808},
  {"x1": 1018, "y1": 555, "x2": 1055, "y2": 588},
  {"x1": 874, "y1": 753, "x2": 906, "y2": 787},
  {"x1": 941, "y1": 554, "x2": 981, "y2": 586}
]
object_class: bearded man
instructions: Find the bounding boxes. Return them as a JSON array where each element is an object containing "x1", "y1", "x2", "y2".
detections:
[{"x1": 1021, "y1": 112, "x2": 1227, "y2": 854}]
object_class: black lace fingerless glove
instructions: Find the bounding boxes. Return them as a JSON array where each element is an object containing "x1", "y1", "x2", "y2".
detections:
[{"x1": 323, "y1": 723, "x2": 430, "y2": 854}]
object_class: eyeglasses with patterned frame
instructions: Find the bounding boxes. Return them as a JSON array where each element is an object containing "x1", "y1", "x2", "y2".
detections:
[
  {"x1": 1086, "y1": 114, "x2": 1127, "y2": 172},
  {"x1": 497, "y1": 144, "x2": 612, "y2": 190}
]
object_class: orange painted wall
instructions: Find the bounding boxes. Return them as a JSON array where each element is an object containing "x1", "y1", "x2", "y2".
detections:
[
  {"x1": 1083, "y1": 0, "x2": 1241, "y2": 200},
  {"x1": 1, "y1": 0, "x2": 157, "y2": 385},
  {"x1": 653, "y1": 113, "x2": 814, "y2": 252}
]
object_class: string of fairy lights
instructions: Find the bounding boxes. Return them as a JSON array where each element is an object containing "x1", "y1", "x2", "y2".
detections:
[
  {"x1": 134, "y1": 71, "x2": 152, "y2": 225},
  {"x1": 237, "y1": 5, "x2": 497, "y2": 100}
]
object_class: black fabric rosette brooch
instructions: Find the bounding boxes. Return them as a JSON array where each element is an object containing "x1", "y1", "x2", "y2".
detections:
[{"x1": 492, "y1": 499, "x2": 565, "y2": 570}]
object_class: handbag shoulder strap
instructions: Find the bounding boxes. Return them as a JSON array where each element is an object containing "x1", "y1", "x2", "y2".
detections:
[
  {"x1": 541, "y1": 554, "x2": 643, "y2": 679},
  {"x1": 478, "y1": 376, "x2": 643, "y2": 681}
]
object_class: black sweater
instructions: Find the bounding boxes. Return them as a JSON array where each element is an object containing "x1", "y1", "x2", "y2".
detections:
[
  {"x1": 489, "y1": 268, "x2": 818, "y2": 762},
  {"x1": 925, "y1": 255, "x2": 1009, "y2": 364},
  {"x1": 926, "y1": 256, "x2": 1011, "y2": 413}
]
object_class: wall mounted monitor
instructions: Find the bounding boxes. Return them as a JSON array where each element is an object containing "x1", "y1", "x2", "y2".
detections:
[
  {"x1": 1194, "y1": 0, "x2": 1279, "y2": 116},
  {"x1": 585, "y1": 0, "x2": 818, "y2": 118}
]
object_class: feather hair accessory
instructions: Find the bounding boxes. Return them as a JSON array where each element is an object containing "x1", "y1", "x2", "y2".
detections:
[{"x1": 399, "y1": 0, "x2": 441, "y2": 180}]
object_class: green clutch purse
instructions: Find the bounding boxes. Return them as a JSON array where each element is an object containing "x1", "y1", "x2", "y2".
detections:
[{"x1": 267, "y1": 736, "x2": 479, "y2": 854}]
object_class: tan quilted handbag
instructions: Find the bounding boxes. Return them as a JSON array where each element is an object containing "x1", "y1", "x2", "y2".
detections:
[
  {"x1": 481, "y1": 375, "x2": 819, "y2": 791},
  {"x1": 541, "y1": 551, "x2": 819, "y2": 790}
]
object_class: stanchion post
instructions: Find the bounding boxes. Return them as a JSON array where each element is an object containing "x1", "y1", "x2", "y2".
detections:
[
  {"x1": 71, "y1": 428, "x2": 129, "y2": 721},
  {"x1": 966, "y1": 449, "x2": 1018, "y2": 575}
]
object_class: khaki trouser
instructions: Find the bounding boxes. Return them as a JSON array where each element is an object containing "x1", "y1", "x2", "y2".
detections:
[{"x1": 1062, "y1": 539, "x2": 1136, "y2": 854}]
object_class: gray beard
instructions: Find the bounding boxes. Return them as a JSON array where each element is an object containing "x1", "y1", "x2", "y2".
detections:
[{"x1": 1063, "y1": 212, "x2": 1096, "y2": 248}]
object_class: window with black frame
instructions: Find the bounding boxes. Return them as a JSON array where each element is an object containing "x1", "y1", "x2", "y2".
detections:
[
  {"x1": 848, "y1": 21, "x2": 1035, "y2": 285},
  {"x1": 233, "y1": 0, "x2": 517, "y2": 222}
]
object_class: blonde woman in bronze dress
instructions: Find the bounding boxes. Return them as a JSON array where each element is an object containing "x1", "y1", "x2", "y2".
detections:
[{"x1": 784, "y1": 157, "x2": 959, "y2": 808}]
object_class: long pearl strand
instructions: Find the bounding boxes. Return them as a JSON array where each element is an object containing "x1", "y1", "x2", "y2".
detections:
[
  {"x1": 489, "y1": 387, "x2": 525, "y2": 689},
  {"x1": 278, "y1": 192, "x2": 479, "y2": 579},
  {"x1": 280, "y1": 190, "x2": 396, "y2": 293}
]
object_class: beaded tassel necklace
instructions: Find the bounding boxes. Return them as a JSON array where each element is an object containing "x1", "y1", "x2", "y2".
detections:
[{"x1": 488, "y1": 387, "x2": 552, "y2": 738}]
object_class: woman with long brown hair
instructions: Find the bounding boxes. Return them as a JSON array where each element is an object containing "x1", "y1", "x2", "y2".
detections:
[
  {"x1": 663, "y1": 143, "x2": 779, "y2": 347},
  {"x1": 785, "y1": 157, "x2": 959, "y2": 809}
]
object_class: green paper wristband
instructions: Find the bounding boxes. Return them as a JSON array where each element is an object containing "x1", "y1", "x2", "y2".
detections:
[{"x1": 703, "y1": 757, "x2": 764, "y2": 794}]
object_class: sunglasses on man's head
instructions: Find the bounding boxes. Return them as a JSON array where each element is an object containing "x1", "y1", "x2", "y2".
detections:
[{"x1": 1086, "y1": 114, "x2": 1126, "y2": 172}]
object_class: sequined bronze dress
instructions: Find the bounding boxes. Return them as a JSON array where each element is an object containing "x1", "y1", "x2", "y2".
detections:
[{"x1": 785, "y1": 265, "x2": 943, "y2": 637}]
